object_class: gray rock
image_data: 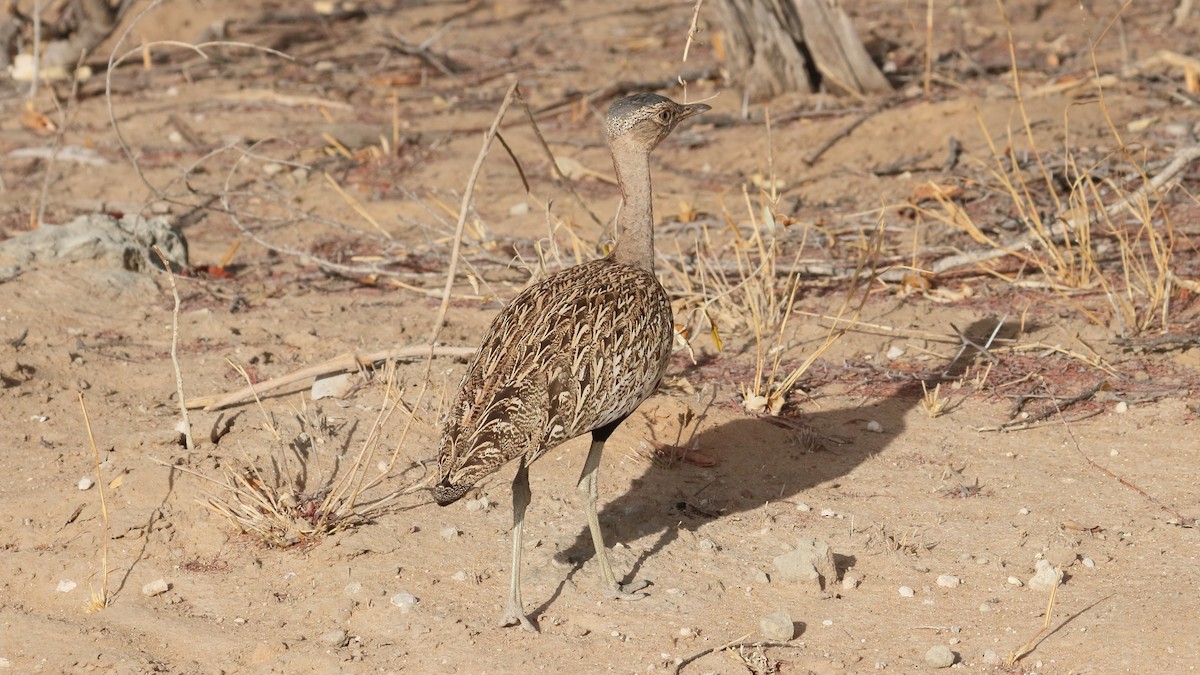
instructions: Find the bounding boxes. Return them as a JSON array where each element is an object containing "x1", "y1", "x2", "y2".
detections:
[
  {"x1": 772, "y1": 536, "x2": 837, "y2": 591},
  {"x1": 320, "y1": 629, "x2": 348, "y2": 647},
  {"x1": 0, "y1": 214, "x2": 187, "y2": 272},
  {"x1": 758, "y1": 610, "x2": 795, "y2": 641},
  {"x1": 924, "y1": 645, "x2": 956, "y2": 668}
]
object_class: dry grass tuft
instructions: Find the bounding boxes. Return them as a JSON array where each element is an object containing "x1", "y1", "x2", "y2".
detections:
[{"x1": 78, "y1": 393, "x2": 110, "y2": 612}]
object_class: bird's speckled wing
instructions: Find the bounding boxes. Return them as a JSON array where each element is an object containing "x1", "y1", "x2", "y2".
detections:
[{"x1": 437, "y1": 258, "x2": 672, "y2": 490}]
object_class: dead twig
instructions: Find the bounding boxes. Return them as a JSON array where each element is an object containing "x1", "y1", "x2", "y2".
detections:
[
  {"x1": 151, "y1": 246, "x2": 193, "y2": 450},
  {"x1": 186, "y1": 346, "x2": 475, "y2": 411}
]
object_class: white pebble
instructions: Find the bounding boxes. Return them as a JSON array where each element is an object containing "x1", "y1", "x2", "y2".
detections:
[
  {"x1": 820, "y1": 508, "x2": 836, "y2": 518},
  {"x1": 390, "y1": 592, "x2": 418, "y2": 612},
  {"x1": 698, "y1": 538, "x2": 716, "y2": 551},
  {"x1": 343, "y1": 582, "x2": 363, "y2": 595},
  {"x1": 979, "y1": 603, "x2": 991, "y2": 612},
  {"x1": 1082, "y1": 557, "x2": 1095, "y2": 568},
  {"x1": 141, "y1": 578, "x2": 170, "y2": 597},
  {"x1": 898, "y1": 586, "x2": 915, "y2": 597},
  {"x1": 1018, "y1": 507, "x2": 1030, "y2": 515},
  {"x1": 1007, "y1": 576, "x2": 1023, "y2": 587},
  {"x1": 822, "y1": 619, "x2": 833, "y2": 626},
  {"x1": 451, "y1": 570, "x2": 468, "y2": 582},
  {"x1": 936, "y1": 575, "x2": 960, "y2": 588},
  {"x1": 885, "y1": 345, "x2": 906, "y2": 360},
  {"x1": 56, "y1": 579, "x2": 77, "y2": 593},
  {"x1": 320, "y1": 630, "x2": 347, "y2": 647},
  {"x1": 795, "y1": 502, "x2": 811, "y2": 512},
  {"x1": 509, "y1": 201, "x2": 531, "y2": 216},
  {"x1": 439, "y1": 526, "x2": 460, "y2": 541},
  {"x1": 1114, "y1": 401, "x2": 1128, "y2": 413},
  {"x1": 678, "y1": 627, "x2": 695, "y2": 638},
  {"x1": 841, "y1": 573, "x2": 860, "y2": 590},
  {"x1": 77, "y1": 476, "x2": 94, "y2": 491},
  {"x1": 866, "y1": 420, "x2": 883, "y2": 433}
]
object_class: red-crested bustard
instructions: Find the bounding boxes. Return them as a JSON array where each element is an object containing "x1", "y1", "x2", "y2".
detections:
[{"x1": 433, "y1": 93, "x2": 710, "y2": 632}]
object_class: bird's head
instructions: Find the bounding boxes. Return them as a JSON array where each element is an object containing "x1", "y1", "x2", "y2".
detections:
[{"x1": 605, "y1": 93, "x2": 710, "y2": 153}]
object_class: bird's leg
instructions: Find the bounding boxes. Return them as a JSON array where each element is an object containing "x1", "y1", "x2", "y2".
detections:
[
  {"x1": 578, "y1": 422, "x2": 649, "y2": 600},
  {"x1": 500, "y1": 458, "x2": 537, "y2": 632}
]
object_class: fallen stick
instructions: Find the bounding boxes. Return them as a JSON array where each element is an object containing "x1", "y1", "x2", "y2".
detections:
[{"x1": 186, "y1": 346, "x2": 475, "y2": 411}]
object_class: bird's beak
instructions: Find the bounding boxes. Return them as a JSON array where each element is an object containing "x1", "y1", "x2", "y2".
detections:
[{"x1": 679, "y1": 102, "x2": 711, "y2": 120}]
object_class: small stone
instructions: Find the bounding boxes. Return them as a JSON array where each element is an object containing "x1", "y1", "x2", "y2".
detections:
[
  {"x1": 898, "y1": 586, "x2": 915, "y2": 597},
  {"x1": 440, "y1": 526, "x2": 460, "y2": 541},
  {"x1": 841, "y1": 573, "x2": 860, "y2": 590},
  {"x1": 982, "y1": 649, "x2": 1002, "y2": 665},
  {"x1": 465, "y1": 496, "x2": 491, "y2": 512},
  {"x1": 820, "y1": 508, "x2": 836, "y2": 518},
  {"x1": 1007, "y1": 576, "x2": 1023, "y2": 587},
  {"x1": 248, "y1": 641, "x2": 288, "y2": 665},
  {"x1": 1114, "y1": 401, "x2": 1128, "y2": 413},
  {"x1": 772, "y1": 537, "x2": 837, "y2": 591},
  {"x1": 311, "y1": 372, "x2": 354, "y2": 400},
  {"x1": 976, "y1": 557, "x2": 989, "y2": 565},
  {"x1": 759, "y1": 610, "x2": 795, "y2": 641},
  {"x1": 343, "y1": 582, "x2": 363, "y2": 595},
  {"x1": 885, "y1": 345, "x2": 905, "y2": 360},
  {"x1": 749, "y1": 567, "x2": 770, "y2": 584},
  {"x1": 509, "y1": 202, "x2": 531, "y2": 216},
  {"x1": 979, "y1": 603, "x2": 992, "y2": 612},
  {"x1": 1082, "y1": 557, "x2": 1095, "y2": 568},
  {"x1": 678, "y1": 627, "x2": 695, "y2": 638},
  {"x1": 1028, "y1": 559, "x2": 1061, "y2": 591},
  {"x1": 1018, "y1": 507, "x2": 1030, "y2": 515},
  {"x1": 262, "y1": 163, "x2": 286, "y2": 176},
  {"x1": 0, "y1": 657, "x2": 10, "y2": 668},
  {"x1": 78, "y1": 476, "x2": 94, "y2": 491},
  {"x1": 924, "y1": 645, "x2": 956, "y2": 668},
  {"x1": 698, "y1": 538, "x2": 716, "y2": 551},
  {"x1": 935, "y1": 575, "x2": 960, "y2": 588},
  {"x1": 452, "y1": 570, "x2": 469, "y2": 582},
  {"x1": 1110, "y1": 449, "x2": 1119, "y2": 456},
  {"x1": 56, "y1": 579, "x2": 77, "y2": 593},
  {"x1": 822, "y1": 619, "x2": 833, "y2": 626},
  {"x1": 390, "y1": 592, "x2": 418, "y2": 612},
  {"x1": 795, "y1": 502, "x2": 811, "y2": 512},
  {"x1": 866, "y1": 420, "x2": 883, "y2": 433},
  {"x1": 320, "y1": 630, "x2": 348, "y2": 647},
  {"x1": 141, "y1": 579, "x2": 170, "y2": 597}
]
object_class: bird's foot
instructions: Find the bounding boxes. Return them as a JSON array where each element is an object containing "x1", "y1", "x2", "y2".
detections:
[
  {"x1": 608, "y1": 579, "x2": 650, "y2": 600},
  {"x1": 499, "y1": 603, "x2": 538, "y2": 633}
]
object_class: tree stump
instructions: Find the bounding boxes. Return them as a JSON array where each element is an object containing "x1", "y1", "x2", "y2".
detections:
[{"x1": 715, "y1": 0, "x2": 892, "y2": 99}]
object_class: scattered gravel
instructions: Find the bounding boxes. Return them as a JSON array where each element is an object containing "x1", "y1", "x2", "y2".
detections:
[
  {"x1": 758, "y1": 610, "x2": 795, "y2": 641},
  {"x1": 924, "y1": 645, "x2": 956, "y2": 668}
]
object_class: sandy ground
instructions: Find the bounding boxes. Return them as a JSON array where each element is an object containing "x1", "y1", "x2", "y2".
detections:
[{"x1": 1, "y1": 0, "x2": 1199, "y2": 673}]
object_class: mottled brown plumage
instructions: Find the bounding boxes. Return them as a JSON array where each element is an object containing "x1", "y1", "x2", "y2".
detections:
[{"x1": 434, "y1": 93, "x2": 709, "y2": 631}]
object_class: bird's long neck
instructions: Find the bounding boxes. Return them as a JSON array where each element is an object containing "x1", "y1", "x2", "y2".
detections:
[{"x1": 608, "y1": 138, "x2": 655, "y2": 272}]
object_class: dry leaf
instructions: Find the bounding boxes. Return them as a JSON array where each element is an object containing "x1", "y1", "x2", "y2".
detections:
[
  {"x1": 910, "y1": 182, "x2": 963, "y2": 204},
  {"x1": 108, "y1": 474, "x2": 124, "y2": 490},
  {"x1": 678, "y1": 199, "x2": 697, "y2": 223}
]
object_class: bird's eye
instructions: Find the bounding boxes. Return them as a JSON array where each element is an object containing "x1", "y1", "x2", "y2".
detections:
[{"x1": 656, "y1": 108, "x2": 673, "y2": 125}]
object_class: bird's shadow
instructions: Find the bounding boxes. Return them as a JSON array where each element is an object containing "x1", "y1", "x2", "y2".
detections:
[{"x1": 534, "y1": 315, "x2": 1019, "y2": 617}]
